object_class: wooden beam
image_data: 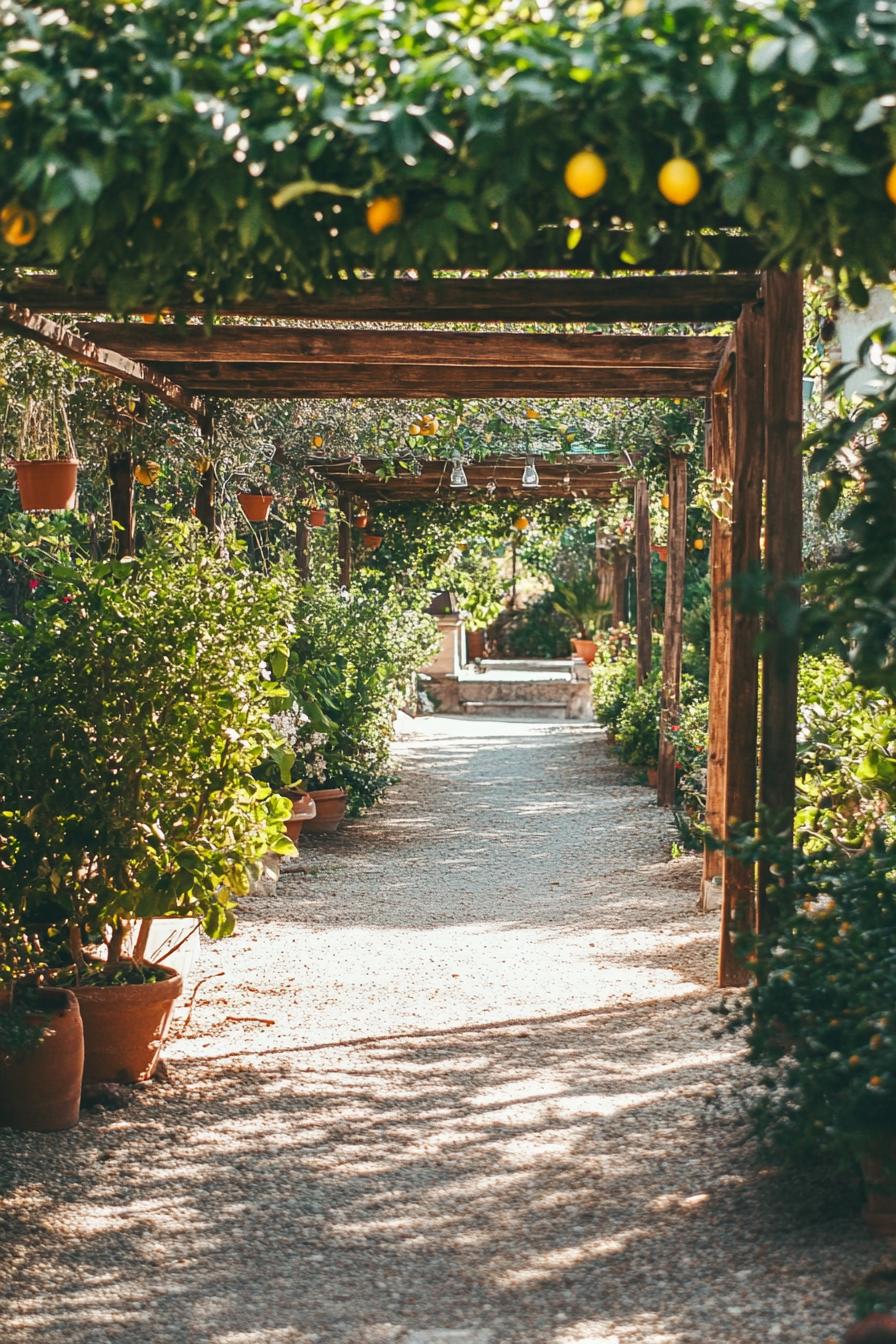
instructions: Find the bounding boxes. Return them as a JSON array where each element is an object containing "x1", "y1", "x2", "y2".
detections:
[
  {"x1": 337, "y1": 492, "x2": 352, "y2": 589},
  {"x1": 703, "y1": 388, "x2": 734, "y2": 902},
  {"x1": 719, "y1": 301, "x2": 765, "y2": 988},
  {"x1": 0, "y1": 305, "x2": 209, "y2": 429},
  {"x1": 710, "y1": 333, "x2": 737, "y2": 396},
  {"x1": 758, "y1": 268, "x2": 803, "y2": 927},
  {"x1": 80, "y1": 326, "x2": 726, "y2": 370},
  {"x1": 2, "y1": 273, "x2": 761, "y2": 322},
  {"x1": 634, "y1": 478, "x2": 652, "y2": 686},
  {"x1": 657, "y1": 454, "x2": 688, "y2": 807},
  {"x1": 160, "y1": 363, "x2": 712, "y2": 399},
  {"x1": 107, "y1": 450, "x2": 135, "y2": 557}
]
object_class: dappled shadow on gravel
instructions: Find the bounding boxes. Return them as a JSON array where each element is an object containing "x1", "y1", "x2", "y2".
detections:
[{"x1": 0, "y1": 718, "x2": 874, "y2": 1344}]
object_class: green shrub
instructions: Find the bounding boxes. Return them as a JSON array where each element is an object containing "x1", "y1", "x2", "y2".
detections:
[
  {"x1": 617, "y1": 670, "x2": 661, "y2": 769},
  {"x1": 283, "y1": 580, "x2": 439, "y2": 814},
  {"x1": 495, "y1": 590, "x2": 576, "y2": 659},
  {"x1": 0, "y1": 520, "x2": 294, "y2": 971},
  {"x1": 726, "y1": 832, "x2": 896, "y2": 1167},
  {"x1": 592, "y1": 650, "x2": 638, "y2": 735}
]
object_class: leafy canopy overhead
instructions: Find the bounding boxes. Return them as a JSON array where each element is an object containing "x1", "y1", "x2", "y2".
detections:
[{"x1": 0, "y1": 0, "x2": 894, "y2": 309}]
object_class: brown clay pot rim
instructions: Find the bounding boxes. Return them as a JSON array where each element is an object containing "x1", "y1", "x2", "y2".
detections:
[
  {"x1": 10, "y1": 458, "x2": 79, "y2": 467},
  {"x1": 237, "y1": 490, "x2": 274, "y2": 501},
  {"x1": 307, "y1": 787, "x2": 347, "y2": 800},
  {"x1": 67, "y1": 962, "x2": 183, "y2": 1001}
]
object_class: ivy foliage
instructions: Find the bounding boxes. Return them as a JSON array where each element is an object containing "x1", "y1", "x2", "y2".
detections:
[{"x1": 0, "y1": 1, "x2": 894, "y2": 307}]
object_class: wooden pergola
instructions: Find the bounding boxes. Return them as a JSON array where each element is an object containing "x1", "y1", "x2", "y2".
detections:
[{"x1": 0, "y1": 265, "x2": 803, "y2": 987}]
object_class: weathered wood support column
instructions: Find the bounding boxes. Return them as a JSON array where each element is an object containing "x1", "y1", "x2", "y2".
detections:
[
  {"x1": 337, "y1": 492, "x2": 352, "y2": 589},
  {"x1": 295, "y1": 518, "x2": 310, "y2": 580},
  {"x1": 657, "y1": 453, "x2": 688, "y2": 806},
  {"x1": 194, "y1": 465, "x2": 217, "y2": 532},
  {"x1": 718, "y1": 300, "x2": 766, "y2": 987},
  {"x1": 758, "y1": 268, "x2": 803, "y2": 930},
  {"x1": 703, "y1": 385, "x2": 733, "y2": 905},
  {"x1": 107, "y1": 450, "x2": 135, "y2": 557},
  {"x1": 612, "y1": 551, "x2": 629, "y2": 628},
  {"x1": 634, "y1": 478, "x2": 652, "y2": 685}
]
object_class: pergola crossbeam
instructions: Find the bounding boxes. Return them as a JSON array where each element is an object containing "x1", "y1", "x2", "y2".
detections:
[{"x1": 0, "y1": 305, "x2": 209, "y2": 430}]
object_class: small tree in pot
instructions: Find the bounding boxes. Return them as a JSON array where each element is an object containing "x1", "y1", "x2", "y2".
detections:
[{"x1": 0, "y1": 519, "x2": 295, "y2": 1084}]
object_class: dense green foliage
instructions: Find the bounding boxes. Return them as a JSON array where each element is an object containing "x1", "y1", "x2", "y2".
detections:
[
  {"x1": 1, "y1": 2, "x2": 895, "y2": 306},
  {"x1": 0, "y1": 518, "x2": 294, "y2": 970}
]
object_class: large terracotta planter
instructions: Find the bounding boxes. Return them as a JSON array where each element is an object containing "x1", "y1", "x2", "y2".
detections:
[
  {"x1": 12, "y1": 459, "x2": 78, "y2": 511},
  {"x1": 859, "y1": 1137, "x2": 896, "y2": 1236},
  {"x1": 237, "y1": 491, "x2": 274, "y2": 523},
  {"x1": 308, "y1": 507, "x2": 328, "y2": 527},
  {"x1": 0, "y1": 988, "x2": 84, "y2": 1132},
  {"x1": 73, "y1": 962, "x2": 183, "y2": 1086},
  {"x1": 283, "y1": 790, "x2": 317, "y2": 844},
  {"x1": 304, "y1": 787, "x2": 348, "y2": 834},
  {"x1": 571, "y1": 638, "x2": 597, "y2": 665},
  {"x1": 466, "y1": 628, "x2": 486, "y2": 661},
  {"x1": 362, "y1": 534, "x2": 383, "y2": 550}
]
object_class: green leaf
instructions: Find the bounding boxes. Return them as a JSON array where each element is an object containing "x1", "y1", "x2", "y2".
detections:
[
  {"x1": 748, "y1": 36, "x2": 786, "y2": 75},
  {"x1": 787, "y1": 33, "x2": 818, "y2": 76}
]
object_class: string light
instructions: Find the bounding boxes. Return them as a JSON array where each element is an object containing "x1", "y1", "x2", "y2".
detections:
[
  {"x1": 450, "y1": 452, "x2": 468, "y2": 489},
  {"x1": 521, "y1": 455, "x2": 539, "y2": 488}
]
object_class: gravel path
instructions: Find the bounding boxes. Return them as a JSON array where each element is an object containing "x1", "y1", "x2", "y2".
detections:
[{"x1": 0, "y1": 716, "x2": 876, "y2": 1344}]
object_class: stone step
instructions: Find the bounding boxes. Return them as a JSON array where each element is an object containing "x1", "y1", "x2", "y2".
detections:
[{"x1": 461, "y1": 700, "x2": 570, "y2": 719}]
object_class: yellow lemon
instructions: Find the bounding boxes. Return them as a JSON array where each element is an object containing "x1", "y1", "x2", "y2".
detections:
[
  {"x1": 661, "y1": 493, "x2": 670, "y2": 509},
  {"x1": 0, "y1": 204, "x2": 37, "y2": 247},
  {"x1": 311, "y1": 434, "x2": 323, "y2": 448},
  {"x1": 657, "y1": 157, "x2": 701, "y2": 206},
  {"x1": 134, "y1": 460, "x2": 161, "y2": 487},
  {"x1": 886, "y1": 164, "x2": 896, "y2": 204},
  {"x1": 693, "y1": 537, "x2": 705, "y2": 551},
  {"x1": 195, "y1": 455, "x2": 213, "y2": 475},
  {"x1": 525, "y1": 407, "x2": 539, "y2": 420},
  {"x1": 423, "y1": 418, "x2": 439, "y2": 434},
  {"x1": 409, "y1": 423, "x2": 421, "y2": 436},
  {"x1": 366, "y1": 195, "x2": 403, "y2": 235},
  {"x1": 514, "y1": 516, "x2": 529, "y2": 531},
  {"x1": 564, "y1": 150, "x2": 607, "y2": 200}
]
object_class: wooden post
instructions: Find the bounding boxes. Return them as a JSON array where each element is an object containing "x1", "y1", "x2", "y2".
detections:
[
  {"x1": 657, "y1": 454, "x2": 688, "y2": 806},
  {"x1": 758, "y1": 268, "x2": 803, "y2": 930},
  {"x1": 295, "y1": 518, "x2": 310, "y2": 579},
  {"x1": 107, "y1": 450, "x2": 135, "y2": 557},
  {"x1": 703, "y1": 388, "x2": 734, "y2": 902},
  {"x1": 612, "y1": 551, "x2": 628, "y2": 628},
  {"x1": 718, "y1": 300, "x2": 766, "y2": 987},
  {"x1": 634, "y1": 478, "x2": 652, "y2": 685},
  {"x1": 337, "y1": 492, "x2": 352, "y2": 589},
  {"x1": 194, "y1": 465, "x2": 216, "y2": 532}
]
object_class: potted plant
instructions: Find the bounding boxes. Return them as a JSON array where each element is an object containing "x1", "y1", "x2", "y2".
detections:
[
  {"x1": 0, "y1": 913, "x2": 84, "y2": 1131},
  {"x1": 362, "y1": 531, "x2": 383, "y2": 550},
  {"x1": 550, "y1": 571, "x2": 609, "y2": 665},
  {"x1": 0, "y1": 519, "x2": 295, "y2": 1085},
  {"x1": 237, "y1": 487, "x2": 274, "y2": 523},
  {"x1": 9, "y1": 395, "x2": 78, "y2": 511},
  {"x1": 309, "y1": 504, "x2": 328, "y2": 527}
]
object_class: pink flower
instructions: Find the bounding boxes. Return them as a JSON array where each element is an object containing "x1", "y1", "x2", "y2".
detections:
[
  {"x1": 61, "y1": 595, "x2": 73, "y2": 604},
  {"x1": 28, "y1": 578, "x2": 39, "y2": 592}
]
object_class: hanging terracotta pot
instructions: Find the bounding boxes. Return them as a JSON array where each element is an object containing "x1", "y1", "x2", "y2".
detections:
[
  {"x1": 354, "y1": 513, "x2": 369, "y2": 530},
  {"x1": 72, "y1": 962, "x2": 183, "y2": 1085},
  {"x1": 363, "y1": 533, "x2": 383, "y2": 550},
  {"x1": 237, "y1": 491, "x2": 274, "y2": 523},
  {"x1": 304, "y1": 787, "x2": 348, "y2": 834},
  {"x1": 308, "y1": 507, "x2": 328, "y2": 527},
  {"x1": 0, "y1": 987, "x2": 84, "y2": 1132},
  {"x1": 12, "y1": 459, "x2": 78, "y2": 511},
  {"x1": 651, "y1": 544, "x2": 668, "y2": 564},
  {"x1": 571, "y1": 638, "x2": 597, "y2": 665},
  {"x1": 282, "y1": 790, "x2": 317, "y2": 845}
]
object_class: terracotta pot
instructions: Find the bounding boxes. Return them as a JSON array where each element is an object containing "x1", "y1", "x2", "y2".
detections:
[
  {"x1": 646, "y1": 766, "x2": 659, "y2": 788},
  {"x1": 72, "y1": 962, "x2": 183, "y2": 1086},
  {"x1": 354, "y1": 513, "x2": 369, "y2": 530},
  {"x1": 859, "y1": 1137, "x2": 896, "y2": 1236},
  {"x1": 0, "y1": 988, "x2": 84, "y2": 1132},
  {"x1": 466, "y1": 628, "x2": 486, "y2": 661},
  {"x1": 308, "y1": 507, "x2": 328, "y2": 527},
  {"x1": 237, "y1": 491, "x2": 274, "y2": 522},
  {"x1": 304, "y1": 787, "x2": 348, "y2": 834},
  {"x1": 363, "y1": 534, "x2": 383, "y2": 550},
  {"x1": 571, "y1": 638, "x2": 597, "y2": 665},
  {"x1": 12, "y1": 459, "x2": 78, "y2": 512},
  {"x1": 283, "y1": 790, "x2": 317, "y2": 844},
  {"x1": 652, "y1": 545, "x2": 668, "y2": 564}
]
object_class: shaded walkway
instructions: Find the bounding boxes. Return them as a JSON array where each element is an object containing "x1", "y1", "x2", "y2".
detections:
[{"x1": 0, "y1": 719, "x2": 873, "y2": 1344}]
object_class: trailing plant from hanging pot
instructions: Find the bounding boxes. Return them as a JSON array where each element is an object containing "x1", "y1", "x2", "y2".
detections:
[{"x1": 0, "y1": 519, "x2": 296, "y2": 1083}]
